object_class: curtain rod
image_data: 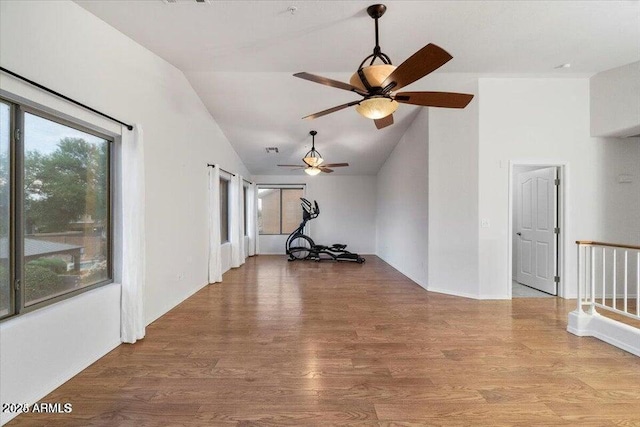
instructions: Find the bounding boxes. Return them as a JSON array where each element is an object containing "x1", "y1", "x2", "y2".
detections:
[
  {"x1": 207, "y1": 164, "x2": 252, "y2": 184},
  {"x1": 256, "y1": 184, "x2": 306, "y2": 187},
  {"x1": 0, "y1": 66, "x2": 134, "y2": 131}
]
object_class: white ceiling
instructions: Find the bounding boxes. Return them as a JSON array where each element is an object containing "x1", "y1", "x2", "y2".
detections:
[{"x1": 76, "y1": 0, "x2": 640, "y2": 175}]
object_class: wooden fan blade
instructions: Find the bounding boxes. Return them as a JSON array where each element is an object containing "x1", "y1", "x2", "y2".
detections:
[
  {"x1": 381, "y1": 44, "x2": 453, "y2": 92},
  {"x1": 394, "y1": 91, "x2": 474, "y2": 108},
  {"x1": 321, "y1": 163, "x2": 349, "y2": 168},
  {"x1": 277, "y1": 164, "x2": 305, "y2": 167},
  {"x1": 294, "y1": 72, "x2": 367, "y2": 96},
  {"x1": 321, "y1": 168, "x2": 334, "y2": 173},
  {"x1": 302, "y1": 101, "x2": 360, "y2": 120},
  {"x1": 374, "y1": 114, "x2": 394, "y2": 129}
]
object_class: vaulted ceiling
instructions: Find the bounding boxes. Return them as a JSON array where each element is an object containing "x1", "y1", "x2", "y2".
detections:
[{"x1": 76, "y1": 0, "x2": 640, "y2": 175}]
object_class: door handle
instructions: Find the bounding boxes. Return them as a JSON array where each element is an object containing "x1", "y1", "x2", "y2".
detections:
[{"x1": 516, "y1": 232, "x2": 522, "y2": 236}]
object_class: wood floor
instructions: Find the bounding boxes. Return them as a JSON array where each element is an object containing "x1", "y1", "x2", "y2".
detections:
[{"x1": 9, "y1": 256, "x2": 640, "y2": 426}]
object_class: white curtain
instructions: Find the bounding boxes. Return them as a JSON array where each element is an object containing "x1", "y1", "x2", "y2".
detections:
[
  {"x1": 230, "y1": 175, "x2": 245, "y2": 268},
  {"x1": 208, "y1": 166, "x2": 222, "y2": 283},
  {"x1": 121, "y1": 124, "x2": 146, "y2": 344},
  {"x1": 254, "y1": 184, "x2": 260, "y2": 254},
  {"x1": 247, "y1": 183, "x2": 257, "y2": 256},
  {"x1": 237, "y1": 176, "x2": 246, "y2": 262}
]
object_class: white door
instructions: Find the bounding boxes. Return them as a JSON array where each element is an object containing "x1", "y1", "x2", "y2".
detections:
[{"x1": 516, "y1": 167, "x2": 558, "y2": 295}]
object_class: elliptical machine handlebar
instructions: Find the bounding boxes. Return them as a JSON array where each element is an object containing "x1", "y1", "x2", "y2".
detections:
[
  {"x1": 300, "y1": 198, "x2": 319, "y2": 219},
  {"x1": 300, "y1": 197, "x2": 312, "y2": 211}
]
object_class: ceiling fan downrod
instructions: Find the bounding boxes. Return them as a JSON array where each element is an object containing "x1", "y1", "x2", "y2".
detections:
[
  {"x1": 310, "y1": 130, "x2": 319, "y2": 151},
  {"x1": 303, "y1": 130, "x2": 323, "y2": 166},
  {"x1": 358, "y1": 4, "x2": 392, "y2": 70}
]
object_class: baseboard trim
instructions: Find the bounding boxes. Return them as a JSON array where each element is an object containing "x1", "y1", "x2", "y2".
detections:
[
  {"x1": 427, "y1": 286, "x2": 478, "y2": 300},
  {"x1": 146, "y1": 280, "x2": 211, "y2": 326},
  {"x1": 478, "y1": 293, "x2": 510, "y2": 300},
  {"x1": 375, "y1": 255, "x2": 428, "y2": 290},
  {"x1": 567, "y1": 310, "x2": 640, "y2": 356}
]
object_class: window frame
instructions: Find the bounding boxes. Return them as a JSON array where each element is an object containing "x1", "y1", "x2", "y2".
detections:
[
  {"x1": 1, "y1": 97, "x2": 115, "y2": 321},
  {"x1": 257, "y1": 186, "x2": 305, "y2": 236},
  {"x1": 0, "y1": 99, "x2": 16, "y2": 320}
]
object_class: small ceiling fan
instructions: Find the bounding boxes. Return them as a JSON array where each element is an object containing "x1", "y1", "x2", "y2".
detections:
[
  {"x1": 294, "y1": 4, "x2": 474, "y2": 130},
  {"x1": 278, "y1": 131, "x2": 349, "y2": 176}
]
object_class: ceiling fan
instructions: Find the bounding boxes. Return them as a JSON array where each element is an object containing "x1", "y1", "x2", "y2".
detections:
[
  {"x1": 278, "y1": 131, "x2": 349, "y2": 176},
  {"x1": 294, "y1": 4, "x2": 474, "y2": 130}
]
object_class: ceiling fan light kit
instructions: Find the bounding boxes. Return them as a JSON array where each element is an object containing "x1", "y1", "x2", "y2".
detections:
[
  {"x1": 278, "y1": 131, "x2": 349, "y2": 176},
  {"x1": 304, "y1": 167, "x2": 322, "y2": 176},
  {"x1": 303, "y1": 156, "x2": 323, "y2": 167},
  {"x1": 355, "y1": 97, "x2": 398, "y2": 120},
  {"x1": 293, "y1": 3, "x2": 474, "y2": 130},
  {"x1": 349, "y1": 64, "x2": 396, "y2": 92},
  {"x1": 302, "y1": 130, "x2": 323, "y2": 166}
]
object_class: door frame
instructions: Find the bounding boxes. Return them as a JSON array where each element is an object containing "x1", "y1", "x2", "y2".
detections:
[{"x1": 507, "y1": 160, "x2": 570, "y2": 299}]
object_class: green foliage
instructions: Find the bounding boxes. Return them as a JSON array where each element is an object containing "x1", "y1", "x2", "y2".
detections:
[
  {"x1": 25, "y1": 137, "x2": 108, "y2": 233},
  {"x1": 24, "y1": 264, "x2": 63, "y2": 302},
  {"x1": 0, "y1": 262, "x2": 80, "y2": 308},
  {"x1": 27, "y1": 257, "x2": 68, "y2": 274},
  {"x1": 0, "y1": 265, "x2": 8, "y2": 312}
]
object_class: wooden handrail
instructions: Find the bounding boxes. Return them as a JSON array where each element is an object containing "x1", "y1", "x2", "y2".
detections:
[{"x1": 576, "y1": 241, "x2": 640, "y2": 251}]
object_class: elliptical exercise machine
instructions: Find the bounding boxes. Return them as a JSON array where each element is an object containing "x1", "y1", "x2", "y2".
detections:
[{"x1": 286, "y1": 198, "x2": 365, "y2": 263}]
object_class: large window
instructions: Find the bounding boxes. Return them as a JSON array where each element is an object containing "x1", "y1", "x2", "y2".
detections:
[
  {"x1": 1, "y1": 99, "x2": 113, "y2": 319},
  {"x1": 257, "y1": 187, "x2": 304, "y2": 235},
  {"x1": 220, "y1": 177, "x2": 229, "y2": 243},
  {"x1": 243, "y1": 185, "x2": 248, "y2": 237}
]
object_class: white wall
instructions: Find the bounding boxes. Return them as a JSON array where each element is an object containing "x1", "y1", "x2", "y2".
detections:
[
  {"x1": 427, "y1": 75, "x2": 480, "y2": 298},
  {"x1": 374, "y1": 74, "x2": 480, "y2": 297},
  {"x1": 0, "y1": 1, "x2": 249, "y2": 422},
  {"x1": 0, "y1": 285, "x2": 120, "y2": 425},
  {"x1": 598, "y1": 137, "x2": 640, "y2": 244},
  {"x1": 377, "y1": 75, "x2": 639, "y2": 301},
  {"x1": 478, "y1": 78, "x2": 640, "y2": 299},
  {"x1": 221, "y1": 242, "x2": 232, "y2": 273},
  {"x1": 244, "y1": 236, "x2": 250, "y2": 258},
  {"x1": 253, "y1": 175, "x2": 377, "y2": 255},
  {"x1": 590, "y1": 62, "x2": 640, "y2": 138},
  {"x1": 376, "y1": 109, "x2": 429, "y2": 288}
]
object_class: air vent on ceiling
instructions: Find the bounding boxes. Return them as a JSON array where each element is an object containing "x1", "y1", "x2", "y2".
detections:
[
  {"x1": 162, "y1": 0, "x2": 211, "y2": 4},
  {"x1": 265, "y1": 147, "x2": 279, "y2": 154}
]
